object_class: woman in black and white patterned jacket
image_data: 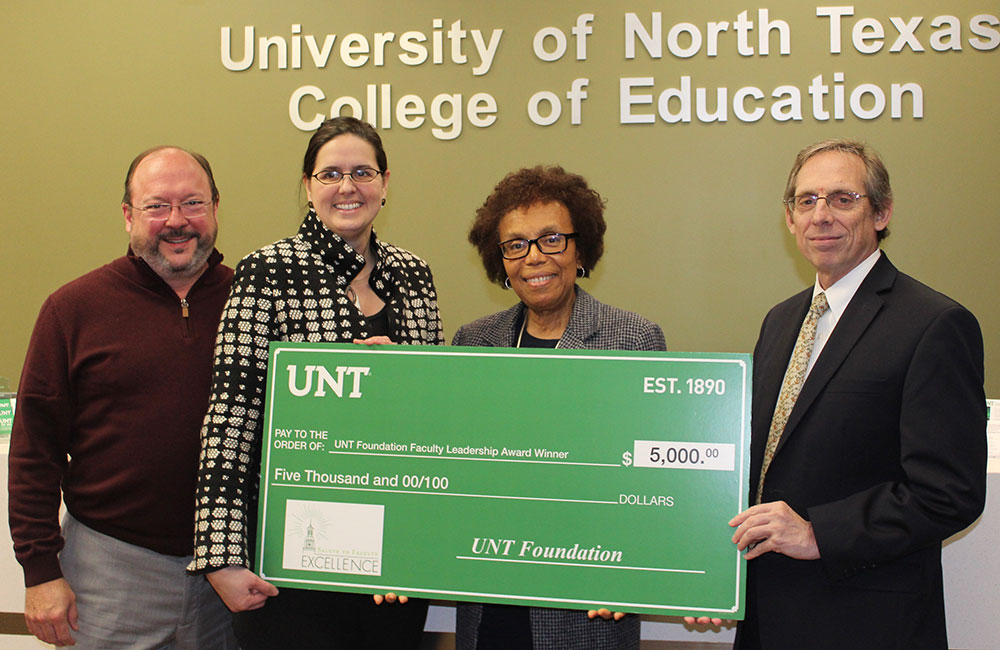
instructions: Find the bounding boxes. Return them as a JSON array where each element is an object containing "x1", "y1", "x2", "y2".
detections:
[{"x1": 189, "y1": 117, "x2": 442, "y2": 649}]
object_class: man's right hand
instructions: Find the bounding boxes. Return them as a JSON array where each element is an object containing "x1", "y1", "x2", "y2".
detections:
[
  {"x1": 24, "y1": 577, "x2": 78, "y2": 646},
  {"x1": 205, "y1": 566, "x2": 279, "y2": 612}
]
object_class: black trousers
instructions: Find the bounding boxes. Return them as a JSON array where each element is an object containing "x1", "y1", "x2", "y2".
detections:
[{"x1": 233, "y1": 588, "x2": 428, "y2": 650}]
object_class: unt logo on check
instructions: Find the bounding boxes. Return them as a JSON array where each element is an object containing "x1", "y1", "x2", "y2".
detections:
[{"x1": 286, "y1": 364, "x2": 371, "y2": 398}]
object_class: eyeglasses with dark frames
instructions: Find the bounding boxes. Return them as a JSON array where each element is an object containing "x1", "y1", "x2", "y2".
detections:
[{"x1": 499, "y1": 233, "x2": 578, "y2": 260}]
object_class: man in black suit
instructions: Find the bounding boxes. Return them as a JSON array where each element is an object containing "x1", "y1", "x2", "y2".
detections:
[{"x1": 728, "y1": 139, "x2": 987, "y2": 649}]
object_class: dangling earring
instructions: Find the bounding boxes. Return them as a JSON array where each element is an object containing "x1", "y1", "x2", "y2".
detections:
[
  {"x1": 308, "y1": 201, "x2": 314, "y2": 210},
  {"x1": 503, "y1": 277, "x2": 512, "y2": 290},
  {"x1": 576, "y1": 266, "x2": 585, "y2": 278},
  {"x1": 381, "y1": 198, "x2": 386, "y2": 206}
]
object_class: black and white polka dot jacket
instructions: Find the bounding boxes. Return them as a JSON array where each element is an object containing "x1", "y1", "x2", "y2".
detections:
[{"x1": 189, "y1": 211, "x2": 442, "y2": 572}]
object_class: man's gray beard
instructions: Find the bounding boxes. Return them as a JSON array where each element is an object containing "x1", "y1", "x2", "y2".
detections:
[{"x1": 136, "y1": 229, "x2": 215, "y2": 281}]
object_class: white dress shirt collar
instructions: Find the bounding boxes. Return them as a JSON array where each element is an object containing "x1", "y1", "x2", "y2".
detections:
[
  {"x1": 812, "y1": 248, "x2": 882, "y2": 325},
  {"x1": 804, "y1": 248, "x2": 881, "y2": 377}
]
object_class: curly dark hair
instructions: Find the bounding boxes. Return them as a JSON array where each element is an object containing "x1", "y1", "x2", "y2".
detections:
[{"x1": 468, "y1": 166, "x2": 607, "y2": 286}]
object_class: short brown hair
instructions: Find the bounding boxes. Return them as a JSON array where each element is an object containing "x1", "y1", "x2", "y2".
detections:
[
  {"x1": 302, "y1": 116, "x2": 388, "y2": 178},
  {"x1": 784, "y1": 138, "x2": 892, "y2": 241},
  {"x1": 468, "y1": 166, "x2": 607, "y2": 286},
  {"x1": 122, "y1": 146, "x2": 219, "y2": 206}
]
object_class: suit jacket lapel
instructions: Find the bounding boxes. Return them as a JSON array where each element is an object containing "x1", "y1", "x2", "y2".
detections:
[
  {"x1": 774, "y1": 255, "x2": 896, "y2": 457},
  {"x1": 491, "y1": 305, "x2": 521, "y2": 347},
  {"x1": 750, "y1": 291, "x2": 810, "y2": 475},
  {"x1": 760, "y1": 294, "x2": 811, "y2": 419},
  {"x1": 556, "y1": 286, "x2": 595, "y2": 350}
]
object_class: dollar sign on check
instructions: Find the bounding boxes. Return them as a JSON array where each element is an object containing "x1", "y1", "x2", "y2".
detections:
[{"x1": 622, "y1": 451, "x2": 633, "y2": 466}]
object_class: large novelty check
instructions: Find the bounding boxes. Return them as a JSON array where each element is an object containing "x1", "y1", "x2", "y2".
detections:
[{"x1": 256, "y1": 343, "x2": 750, "y2": 618}]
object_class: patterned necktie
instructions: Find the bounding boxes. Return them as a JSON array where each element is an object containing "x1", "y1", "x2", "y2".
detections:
[{"x1": 756, "y1": 291, "x2": 829, "y2": 504}]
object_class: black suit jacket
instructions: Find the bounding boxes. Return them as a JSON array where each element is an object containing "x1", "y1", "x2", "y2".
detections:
[{"x1": 736, "y1": 254, "x2": 986, "y2": 650}]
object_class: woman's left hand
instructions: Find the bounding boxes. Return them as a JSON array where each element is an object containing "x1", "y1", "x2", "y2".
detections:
[
  {"x1": 587, "y1": 608, "x2": 626, "y2": 621},
  {"x1": 372, "y1": 592, "x2": 408, "y2": 605},
  {"x1": 353, "y1": 336, "x2": 395, "y2": 345}
]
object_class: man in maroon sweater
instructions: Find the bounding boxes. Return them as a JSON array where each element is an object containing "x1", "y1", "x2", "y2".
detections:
[{"x1": 8, "y1": 147, "x2": 236, "y2": 648}]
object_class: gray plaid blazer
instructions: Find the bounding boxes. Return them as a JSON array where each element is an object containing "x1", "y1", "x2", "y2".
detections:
[
  {"x1": 451, "y1": 286, "x2": 664, "y2": 650},
  {"x1": 452, "y1": 286, "x2": 665, "y2": 352}
]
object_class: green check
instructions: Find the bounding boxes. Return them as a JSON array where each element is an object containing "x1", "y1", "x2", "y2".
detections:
[{"x1": 255, "y1": 343, "x2": 750, "y2": 618}]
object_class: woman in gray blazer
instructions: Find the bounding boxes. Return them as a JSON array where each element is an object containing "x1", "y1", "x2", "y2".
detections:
[{"x1": 453, "y1": 166, "x2": 665, "y2": 650}]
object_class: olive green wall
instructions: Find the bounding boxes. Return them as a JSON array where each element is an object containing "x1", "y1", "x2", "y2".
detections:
[{"x1": 2, "y1": 1, "x2": 997, "y2": 396}]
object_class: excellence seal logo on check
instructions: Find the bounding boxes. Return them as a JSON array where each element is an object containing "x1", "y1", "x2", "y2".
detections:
[
  {"x1": 256, "y1": 343, "x2": 751, "y2": 618},
  {"x1": 282, "y1": 499, "x2": 385, "y2": 576}
]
